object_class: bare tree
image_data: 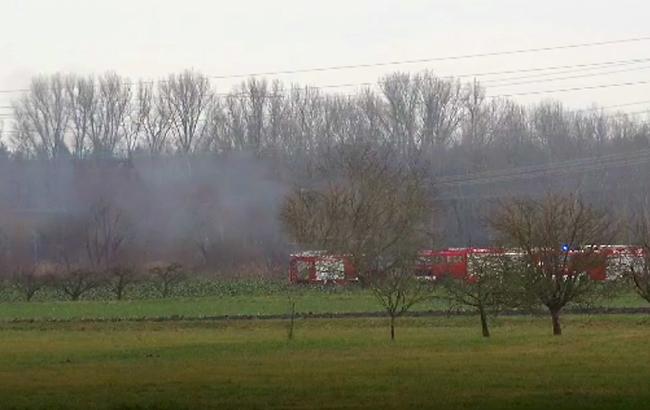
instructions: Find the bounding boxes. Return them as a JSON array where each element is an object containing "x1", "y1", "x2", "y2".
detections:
[
  {"x1": 11, "y1": 265, "x2": 50, "y2": 302},
  {"x1": 160, "y1": 70, "x2": 213, "y2": 154},
  {"x1": 281, "y1": 144, "x2": 435, "y2": 339},
  {"x1": 85, "y1": 199, "x2": 129, "y2": 271},
  {"x1": 57, "y1": 268, "x2": 101, "y2": 301},
  {"x1": 380, "y1": 73, "x2": 420, "y2": 157},
  {"x1": 370, "y1": 268, "x2": 433, "y2": 340},
  {"x1": 64, "y1": 73, "x2": 132, "y2": 158},
  {"x1": 354, "y1": 89, "x2": 388, "y2": 147},
  {"x1": 460, "y1": 81, "x2": 496, "y2": 172},
  {"x1": 267, "y1": 80, "x2": 289, "y2": 151},
  {"x1": 109, "y1": 266, "x2": 139, "y2": 300},
  {"x1": 149, "y1": 262, "x2": 185, "y2": 298},
  {"x1": 83, "y1": 199, "x2": 137, "y2": 300},
  {"x1": 88, "y1": 73, "x2": 132, "y2": 157},
  {"x1": 241, "y1": 78, "x2": 269, "y2": 152},
  {"x1": 136, "y1": 81, "x2": 172, "y2": 155},
  {"x1": 418, "y1": 72, "x2": 463, "y2": 150},
  {"x1": 628, "y1": 206, "x2": 650, "y2": 302},
  {"x1": 490, "y1": 194, "x2": 614, "y2": 335},
  {"x1": 441, "y1": 253, "x2": 517, "y2": 337},
  {"x1": 40, "y1": 214, "x2": 102, "y2": 301},
  {"x1": 12, "y1": 74, "x2": 70, "y2": 159},
  {"x1": 529, "y1": 102, "x2": 575, "y2": 161},
  {"x1": 65, "y1": 74, "x2": 96, "y2": 159}
]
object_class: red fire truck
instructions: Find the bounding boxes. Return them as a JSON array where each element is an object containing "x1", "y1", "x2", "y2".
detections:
[
  {"x1": 288, "y1": 251, "x2": 357, "y2": 284},
  {"x1": 288, "y1": 246, "x2": 645, "y2": 284},
  {"x1": 288, "y1": 248, "x2": 501, "y2": 284}
]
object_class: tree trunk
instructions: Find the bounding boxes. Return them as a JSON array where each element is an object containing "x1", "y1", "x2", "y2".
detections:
[
  {"x1": 390, "y1": 315, "x2": 395, "y2": 341},
  {"x1": 288, "y1": 301, "x2": 296, "y2": 341},
  {"x1": 479, "y1": 305, "x2": 490, "y2": 338},
  {"x1": 550, "y1": 308, "x2": 562, "y2": 336},
  {"x1": 116, "y1": 276, "x2": 125, "y2": 300}
]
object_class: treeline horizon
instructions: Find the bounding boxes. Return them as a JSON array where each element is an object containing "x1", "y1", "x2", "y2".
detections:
[{"x1": 0, "y1": 69, "x2": 648, "y2": 281}]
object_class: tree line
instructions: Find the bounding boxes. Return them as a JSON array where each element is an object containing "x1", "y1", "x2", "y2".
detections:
[{"x1": 5, "y1": 70, "x2": 649, "y2": 164}]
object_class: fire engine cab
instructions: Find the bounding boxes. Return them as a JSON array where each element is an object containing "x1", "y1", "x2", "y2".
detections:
[{"x1": 288, "y1": 251, "x2": 356, "y2": 284}]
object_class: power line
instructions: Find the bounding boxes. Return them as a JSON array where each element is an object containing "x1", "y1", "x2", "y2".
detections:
[
  {"x1": 436, "y1": 149, "x2": 650, "y2": 189},
  {"x1": 488, "y1": 79, "x2": 650, "y2": 98},
  {"x1": 314, "y1": 80, "x2": 650, "y2": 101},
  {"x1": 207, "y1": 35, "x2": 650, "y2": 79},
  {"x1": 621, "y1": 109, "x2": 650, "y2": 116},
  {"x1": 0, "y1": 58, "x2": 650, "y2": 97},
  {"x1": 209, "y1": 78, "x2": 650, "y2": 100},
  {"x1": 278, "y1": 59, "x2": 650, "y2": 92},
  {"x1": 0, "y1": 88, "x2": 28, "y2": 95},
  {"x1": 479, "y1": 57, "x2": 650, "y2": 83},
  {"x1": 0, "y1": 56, "x2": 648, "y2": 98},
  {"x1": 580, "y1": 100, "x2": 650, "y2": 111},
  {"x1": 439, "y1": 148, "x2": 650, "y2": 183},
  {"x1": 0, "y1": 36, "x2": 649, "y2": 96},
  {"x1": 312, "y1": 57, "x2": 650, "y2": 90},
  {"x1": 487, "y1": 64, "x2": 650, "y2": 88}
]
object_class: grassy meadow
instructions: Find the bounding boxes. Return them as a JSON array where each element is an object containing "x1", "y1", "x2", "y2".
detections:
[
  {"x1": 1, "y1": 280, "x2": 648, "y2": 409},
  {"x1": 0, "y1": 279, "x2": 647, "y2": 322},
  {"x1": 0, "y1": 315, "x2": 649, "y2": 409}
]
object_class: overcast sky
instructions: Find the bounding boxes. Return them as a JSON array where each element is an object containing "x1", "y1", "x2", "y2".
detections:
[{"x1": 1, "y1": 0, "x2": 650, "y2": 114}]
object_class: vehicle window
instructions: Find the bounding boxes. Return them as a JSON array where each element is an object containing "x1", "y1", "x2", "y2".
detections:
[
  {"x1": 296, "y1": 260, "x2": 312, "y2": 280},
  {"x1": 315, "y1": 257, "x2": 345, "y2": 280},
  {"x1": 447, "y1": 256, "x2": 464, "y2": 264},
  {"x1": 432, "y1": 256, "x2": 445, "y2": 264}
]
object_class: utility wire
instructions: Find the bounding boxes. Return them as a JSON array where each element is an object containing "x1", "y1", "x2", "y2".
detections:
[
  {"x1": 438, "y1": 148, "x2": 650, "y2": 183},
  {"x1": 486, "y1": 64, "x2": 650, "y2": 88},
  {"x1": 0, "y1": 36, "x2": 649, "y2": 95},
  {"x1": 0, "y1": 55, "x2": 648, "y2": 97},
  {"x1": 479, "y1": 57, "x2": 650, "y2": 83},
  {"x1": 436, "y1": 149, "x2": 650, "y2": 189},
  {"x1": 577, "y1": 100, "x2": 650, "y2": 112},
  {"x1": 622, "y1": 109, "x2": 650, "y2": 116},
  {"x1": 207, "y1": 36, "x2": 650, "y2": 79},
  {"x1": 311, "y1": 57, "x2": 650, "y2": 90},
  {"x1": 487, "y1": 79, "x2": 650, "y2": 98}
]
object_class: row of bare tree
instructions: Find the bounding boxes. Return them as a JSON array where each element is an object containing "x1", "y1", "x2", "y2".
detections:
[
  {"x1": 10, "y1": 261, "x2": 185, "y2": 301},
  {"x1": 10, "y1": 71, "x2": 212, "y2": 158},
  {"x1": 4, "y1": 70, "x2": 649, "y2": 167}
]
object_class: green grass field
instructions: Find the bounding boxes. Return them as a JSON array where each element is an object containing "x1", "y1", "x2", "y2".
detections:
[
  {"x1": 1, "y1": 282, "x2": 648, "y2": 409},
  {"x1": 0, "y1": 281, "x2": 646, "y2": 322},
  {"x1": 0, "y1": 315, "x2": 649, "y2": 409},
  {"x1": 0, "y1": 293, "x2": 423, "y2": 321}
]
